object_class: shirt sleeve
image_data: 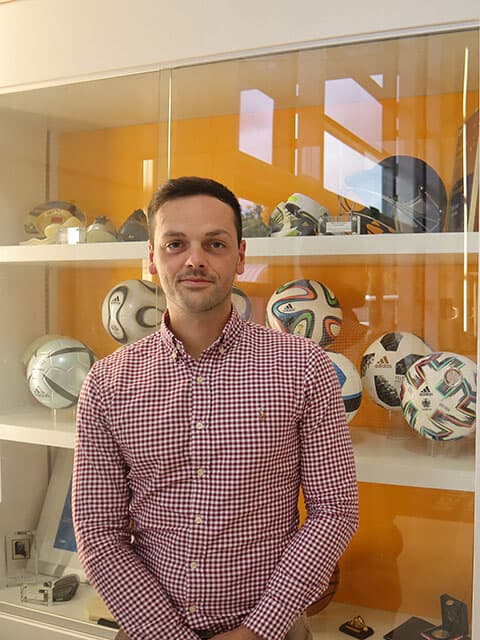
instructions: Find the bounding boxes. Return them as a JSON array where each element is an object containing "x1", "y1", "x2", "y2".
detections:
[
  {"x1": 72, "y1": 363, "x2": 199, "y2": 640},
  {"x1": 241, "y1": 345, "x2": 359, "y2": 640}
]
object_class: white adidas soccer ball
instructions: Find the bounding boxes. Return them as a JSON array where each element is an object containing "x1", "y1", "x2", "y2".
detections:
[
  {"x1": 401, "y1": 352, "x2": 476, "y2": 440},
  {"x1": 231, "y1": 285, "x2": 253, "y2": 321},
  {"x1": 325, "y1": 351, "x2": 362, "y2": 423},
  {"x1": 265, "y1": 278, "x2": 342, "y2": 348},
  {"x1": 361, "y1": 331, "x2": 432, "y2": 411},
  {"x1": 102, "y1": 279, "x2": 166, "y2": 344},
  {"x1": 27, "y1": 336, "x2": 96, "y2": 409}
]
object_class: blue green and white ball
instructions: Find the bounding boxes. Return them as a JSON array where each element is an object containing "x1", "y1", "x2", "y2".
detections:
[
  {"x1": 401, "y1": 351, "x2": 476, "y2": 440},
  {"x1": 265, "y1": 279, "x2": 342, "y2": 347}
]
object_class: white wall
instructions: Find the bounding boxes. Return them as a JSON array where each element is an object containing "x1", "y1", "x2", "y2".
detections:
[{"x1": 0, "y1": 0, "x2": 478, "y2": 92}]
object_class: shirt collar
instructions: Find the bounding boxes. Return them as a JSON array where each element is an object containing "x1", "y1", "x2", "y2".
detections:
[{"x1": 159, "y1": 306, "x2": 244, "y2": 359}]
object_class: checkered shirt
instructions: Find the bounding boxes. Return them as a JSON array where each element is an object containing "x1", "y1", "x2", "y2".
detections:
[{"x1": 73, "y1": 309, "x2": 358, "y2": 640}]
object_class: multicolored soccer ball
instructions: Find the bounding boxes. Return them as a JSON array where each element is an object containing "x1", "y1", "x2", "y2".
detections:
[
  {"x1": 325, "y1": 351, "x2": 362, "y2": 423},
  {"x1": 27, "y1": 336, "x2": 96, "y2": 409},
  {"x1": 400, "y1": 352, "x2": 477, "y2": 440},
  {"x1": 231, "y1": 285, "x2": 253, "y2": 321},
  {"x1": 102, "y1": 279, "x2": 166, "y2": 344},
  {"x1": 265, "y1": 279, "x2": 342, "y2": 347},
  {"x1": 361, "y1": 332, "x2": 432, "y2": 411}
]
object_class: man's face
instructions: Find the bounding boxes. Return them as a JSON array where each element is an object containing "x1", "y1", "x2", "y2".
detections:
[{"x1": 148, "y1": 194, "x2": 246, "y2": 317}]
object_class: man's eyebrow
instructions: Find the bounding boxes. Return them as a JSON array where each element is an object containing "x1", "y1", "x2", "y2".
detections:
[{"x1": 161, "y1": 229, "x2": 232, "y2": 238}]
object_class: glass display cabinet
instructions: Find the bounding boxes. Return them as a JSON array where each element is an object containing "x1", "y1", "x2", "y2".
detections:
[{"x1": 0, "y1": 25, "x2": 478, "y2": 640}]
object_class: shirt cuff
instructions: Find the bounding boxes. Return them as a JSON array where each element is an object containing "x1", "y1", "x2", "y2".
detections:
[{"x1": 242, "y1": 593, "x2": 301, "y2": 640}]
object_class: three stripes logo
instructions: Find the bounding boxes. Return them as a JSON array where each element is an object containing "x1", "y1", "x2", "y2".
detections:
[{"x1": 375, "y1": 355, "x2": 391, "y2": 368}]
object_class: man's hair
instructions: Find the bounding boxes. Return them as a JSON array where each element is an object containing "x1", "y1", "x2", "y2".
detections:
[{"x1": 147, "y1": 176, "x2": 242, "y2": 245}]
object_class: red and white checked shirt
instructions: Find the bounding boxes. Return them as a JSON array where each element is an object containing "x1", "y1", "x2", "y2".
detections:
[{"x1": 73, "y1": 309, "x2": 358, "y2": 640}]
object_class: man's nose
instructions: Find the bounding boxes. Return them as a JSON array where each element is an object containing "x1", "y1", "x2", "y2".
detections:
[{"x1": 185, "y1": 245, "x2": 206, "y2": 269}]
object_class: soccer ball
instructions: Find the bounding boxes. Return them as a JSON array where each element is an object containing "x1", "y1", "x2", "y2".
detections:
[
  {"x1": 269, "y1": 193, "x2": 329, "y2": 237},
  {"x1": 325, "y1": 351, "x2": 362, "y2": 423},
  {"x1": 361, "y1": 332, "x2": 432, "y2": 411},
  {"x1": 27, "y1": 336, "x2": 96, "y2": 409},
  {"x1": 231, "y1": 285, "x2": 253, "y2": 321},
  {"x1": 265, "y1": 279, "x2": 342, "y2": 347},
  {"x1": 400, "y1": 352, "x2": 476, "y2": 440},
  {"x1": 102, "y1": 279, "x2": 166, "y2": 344}
]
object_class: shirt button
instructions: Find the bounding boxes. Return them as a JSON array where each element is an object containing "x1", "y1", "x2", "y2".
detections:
[
  {"x1": 196, "y1": 375, "x2": 204, "y2": 384},
  {"x1": 188, "y1": 604, "x2": 197, "y2": 614},
  {"x1": 194, "y1": 515, "x2": 203, "y2": 524},
  {"x1": 196, "y1": 421, "x2": 205, "y2": 430},
  {"x1": 190, "y1": 561, "x2": 198, "y2": 570},
  {"x1": 196, "y1": 468, "x2": 205, "y2": 477}
]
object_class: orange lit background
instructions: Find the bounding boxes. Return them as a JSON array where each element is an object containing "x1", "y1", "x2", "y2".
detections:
[{"x1": 57, "y1": 91, "x2": 477, "y2": 617}]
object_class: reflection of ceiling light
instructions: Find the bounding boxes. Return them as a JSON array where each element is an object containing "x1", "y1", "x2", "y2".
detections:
[
  {"x1": 383, "y1": 294, "x2": 399, "y2": 300},
  {"x1": 236, "y1": 263, "x2": 268, "y2": 283}
]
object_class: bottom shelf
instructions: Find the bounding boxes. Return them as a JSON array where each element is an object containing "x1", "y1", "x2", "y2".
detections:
[
  {"x1": 0, "y1": 580, "x2": 442, "y2": 640},
  {"x1": 308, "y1": 602, "x2": 440, "y2": 638}
]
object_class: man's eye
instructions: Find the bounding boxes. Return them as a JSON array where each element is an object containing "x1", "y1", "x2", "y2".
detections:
[
  {"x1": 210, "y1": 241, "x2": 226, "y2": 249},
  {"x1": 165, "y1": 241, "x2": 182, "y2": 250}
]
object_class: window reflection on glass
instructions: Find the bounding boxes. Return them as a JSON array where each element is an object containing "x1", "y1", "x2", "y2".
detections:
[
  {"x1": 239, "y1": 89, "x2": 274, "y2": 164},
  {"x1": 301, "y1": 146, "x2": 321, "y2": 180},
  {"x1": 325, "y1": 77, "x2": 383, "y2": 150},
  {"x1": 323, "y1": 131, "x2": 380, "y2": 208}
]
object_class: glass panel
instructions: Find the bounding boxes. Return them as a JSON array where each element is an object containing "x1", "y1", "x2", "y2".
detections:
[{"x1": 168, "y1": 28, "x2": 479, "y2": 636}]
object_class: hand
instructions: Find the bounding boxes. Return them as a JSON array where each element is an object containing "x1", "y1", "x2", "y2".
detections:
[{"x1": 211, "y1": 626, "x2": 262, "y2": 640}]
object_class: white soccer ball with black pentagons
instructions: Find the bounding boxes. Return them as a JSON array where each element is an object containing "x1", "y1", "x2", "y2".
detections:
[
  {"x1": 231, "y1": 285, "x2": 253, "y2": 321},
  {"x1": 27, "y1": 337, "x2": 96, "y2": 409},
  {"x1": 400, "y1": 352, "x2": 476, "y2": 441},
  {"x1": 325, "y1": 351, "x2": 362, "y2": 423},
  {"x1": 361, "y1": 332, "x2": 432, "y2": 411},
  {"x1": 102, "y1": 279, "x2": 166, "y2": 344},
  {"x1": 265, "y1": 279, "x2": 342, "y2": 348}
]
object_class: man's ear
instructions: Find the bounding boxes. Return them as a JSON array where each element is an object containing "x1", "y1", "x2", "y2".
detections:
[{"x1": 148, "y1": 243, "x2": 158, "y2": 274}]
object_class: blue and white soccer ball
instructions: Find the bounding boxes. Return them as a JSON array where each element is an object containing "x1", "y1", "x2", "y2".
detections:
[
  {"x1": 361, "y1": 332, "x2": 432, "y2": 411},
  {"x1": 325, "y1": 351, "x2": 362, "y2": 423},
  {"x1": 400, "y1": 351, "x2": 476, "y2": 440},
  {"x1": 102, "y1": 279, "x2": 166, "y2": 344},
  {"x1": 27, "y1": 336, "x2": 96, "y2": 409},
  {"x1": 231, "y1": 285, "x2": 253, "y2": 321},
  {"x1": 265, "y1": 278, "x2": 342, "y2": 348}
]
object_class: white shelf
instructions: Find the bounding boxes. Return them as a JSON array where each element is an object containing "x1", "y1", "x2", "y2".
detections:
[
  {"x1": 0, "y1": 407, "x2": 76, "y2": 449},
  {"x1": 0, "y1": 407, "x2": 474, "y2": 491},
  {"x1": 350, "y1": 426, "x2": 475, "y2": 492},
  {"x1": 308, "y1": 601, "x2": 441, "y2": 638},
  {"x1": 0, "y1": 232, "x2": 478, "y2": 265},
  {"x1": 0, "y1": 582, "x2": 115, "y2": 639},
  {"x1": 0, "y1": 585, "x2": 441, "y2": 640}
]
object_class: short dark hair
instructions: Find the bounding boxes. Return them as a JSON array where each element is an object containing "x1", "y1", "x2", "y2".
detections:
[{"x1": 147, "y1": 176, "x2": 242, "y2": 245}]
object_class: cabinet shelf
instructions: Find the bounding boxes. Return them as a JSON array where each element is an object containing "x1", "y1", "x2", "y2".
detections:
[
  {"x1": 0, "y1": 407, "x2": 474, "y2": 491},
  {"x1": 0, "y1": 583, "x2": 440, "y2": 640},
  {"x1": 0, "y1": 232, "x2": 478, "y2": 265}
]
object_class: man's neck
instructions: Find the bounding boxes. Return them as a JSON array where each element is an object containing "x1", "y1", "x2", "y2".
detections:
[{"x1": 168, "y1": 306, "x2": 231, "y2": 359}]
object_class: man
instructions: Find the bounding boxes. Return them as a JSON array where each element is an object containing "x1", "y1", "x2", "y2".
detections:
[{"x1": 72, "y1": 177, "x2": 358, "y2": 640}]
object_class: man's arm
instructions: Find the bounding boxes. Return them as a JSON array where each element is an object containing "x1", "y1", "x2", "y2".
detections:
[
  {"x1": 72, "y1": 365, "x2": 199, "y2": 640},
  {"x1": 241, "y1": 346, "x2": 359, "y2": 640}
]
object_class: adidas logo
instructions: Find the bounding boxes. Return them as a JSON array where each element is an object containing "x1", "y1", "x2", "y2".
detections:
[
  {"x1": 282, "y1": 303, "x2": 296, "y2": 312},
  {"x1": 420, "y1": 386, "x2": 433, "y2": 396},
  {"x1": 375, "y1": 355, "x2": 391, "y2": 368},
  {"x1": 111, "y1": 295, "x2": 122, "y2": 305}
]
